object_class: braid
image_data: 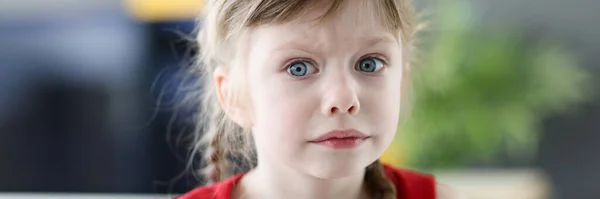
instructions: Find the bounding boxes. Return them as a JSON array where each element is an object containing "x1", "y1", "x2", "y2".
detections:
[
  {"x1": 364, "y1": 160, "x2": 397, "y2": 199},
  {"x1": 201, "y1": 128, "x2": 231, "y2": 184},
  {"x1": 196, "y1": 63, "x2": 236, "y2": 184},
  {"x1": 196, "y1": 68, "x2": 251, "y2": 185}
]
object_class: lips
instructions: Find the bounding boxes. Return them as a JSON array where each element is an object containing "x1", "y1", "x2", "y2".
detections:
[
  {"x1": 309, "y1": 129, "x2": 370, "y2": 149},
  {"x1": 310, "y1": 129, "x2": 369, "y2": 142}
]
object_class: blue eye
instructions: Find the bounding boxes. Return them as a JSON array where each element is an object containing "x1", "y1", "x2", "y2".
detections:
[
  {"x1": 357, "y1": 57, "x2": 384, "y2": 73},
  {"x1": 287, "y1": 61, "x2": 316, "y2": 76}
]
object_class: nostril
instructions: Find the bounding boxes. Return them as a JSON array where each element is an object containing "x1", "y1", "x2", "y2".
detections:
[
  {"x1": 330, "y1": 107, "x2": 339, "y2": 114},
  {"x1": 348, "y1": 106, "x2": 356, "y2": 113}
]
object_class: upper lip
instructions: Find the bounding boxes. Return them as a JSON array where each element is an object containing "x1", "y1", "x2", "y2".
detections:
[{"x1": 309, "y1": 129, "x2": 369, "y2": 142}]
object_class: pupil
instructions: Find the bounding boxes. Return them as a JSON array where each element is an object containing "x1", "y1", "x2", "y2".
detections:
[
  {"x1": 289, "y1": 62, "x2": 307, "y2": 76},
  {"x1": 360, "y1": 59, "x2": 376, "y2": 72}
]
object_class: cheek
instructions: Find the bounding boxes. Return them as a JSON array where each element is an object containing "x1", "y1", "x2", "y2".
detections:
[
  {"x1": 362, "y1": 70, "x2": 403, "y2": 137},
  {"x1": 248, "y1": 76, "x2": 316, "y2": 152}
]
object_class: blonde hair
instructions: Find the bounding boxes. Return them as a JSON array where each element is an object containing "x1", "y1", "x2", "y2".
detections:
[{"x1": 192, "y1": 0, "x2": 418, "y2": 198}]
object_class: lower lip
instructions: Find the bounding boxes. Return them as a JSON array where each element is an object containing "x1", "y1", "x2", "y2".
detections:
[{"x1": 310, "y1": 137, "x2": 368, "y2": 149}]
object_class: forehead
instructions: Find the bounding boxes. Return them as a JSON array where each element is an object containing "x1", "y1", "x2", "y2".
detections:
[{"x1": 245, "y1": 0, "x2": 400, "y2": 54}]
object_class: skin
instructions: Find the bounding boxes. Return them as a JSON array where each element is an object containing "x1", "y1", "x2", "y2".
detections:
[{"x1": 214, "y1": 0, "x2": 461, "y2": 198}]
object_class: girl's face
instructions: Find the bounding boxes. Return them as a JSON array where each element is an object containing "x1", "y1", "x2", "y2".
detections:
[{"x1": 243, "y1": 1, "x2": 405, "y2": 178}]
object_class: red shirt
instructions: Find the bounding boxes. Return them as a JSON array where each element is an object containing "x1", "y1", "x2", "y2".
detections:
[{"x1": 177, "y1": 164, "x2": 435, "y2": 199}]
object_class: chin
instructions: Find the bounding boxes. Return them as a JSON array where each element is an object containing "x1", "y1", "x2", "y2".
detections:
[{"x1": 304, "y1": 158, "x2": 371, "y2": 179}]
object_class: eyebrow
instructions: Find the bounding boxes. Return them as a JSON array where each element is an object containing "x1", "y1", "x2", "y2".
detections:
[
  {"x1": 363, "y1": 35, "x2": 399, "y2": 48},
  {"x1": 272, "y1": 35, "x2": 398, "y2": 54},
  {"x1": 272, "y1": 38, "x2": 315, "y2": 54}
]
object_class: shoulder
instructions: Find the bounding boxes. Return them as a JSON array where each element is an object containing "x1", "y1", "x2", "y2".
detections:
[
  {"x1": 382, "y1": 164, "x2": 436, "y2": 199},
  {"x1": 383, "y1": 164, "x2": 435, "y2": 182},
  {"x1": 176, "y1": 184, "x2": 219, "y2": 199},
  {"x1": 383, "y1": 164, "x2": 463, "y2": 199},
  {"x1": 175, "y1": 174, "x2": 244, "y2": 199}
]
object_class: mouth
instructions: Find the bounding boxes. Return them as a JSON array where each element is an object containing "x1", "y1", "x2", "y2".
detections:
[{"x1": 309, "y1": 129, "x2": 370, "y2": 149}]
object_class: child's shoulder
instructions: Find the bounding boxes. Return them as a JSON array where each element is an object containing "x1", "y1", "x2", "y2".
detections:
[
  {"x1": 175, "y1": 185, "x2": 219, "y2": 199},
  {"x1": 382, "y1": 163, "x2": 436, "y2": 183},
  {"x1": 176, "y1": 165, "x2": 439, "y2": 199},
  {"x1": 175, "y1": 174, "x2": 244, "y2": 199},
  {"x1": 382, "y1": 164, "x2": 437, "y2": 199}
]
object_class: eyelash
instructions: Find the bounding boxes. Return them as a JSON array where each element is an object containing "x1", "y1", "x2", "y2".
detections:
[
  {"x1": 284, "y1": 58, "x2": 315, "y2": 69},
  {"x1": 359, "y1": 54, "x2": 389, "y2": 66}
]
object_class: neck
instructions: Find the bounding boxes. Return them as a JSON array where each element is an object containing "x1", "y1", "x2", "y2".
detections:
[{"x1": 234, "y1": 160, "x2": 370, "y2": 199}]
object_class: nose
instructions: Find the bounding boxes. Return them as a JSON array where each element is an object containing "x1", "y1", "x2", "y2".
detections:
[{"x1": 321, "y1": 77, "x2": 360, "y2": 116}]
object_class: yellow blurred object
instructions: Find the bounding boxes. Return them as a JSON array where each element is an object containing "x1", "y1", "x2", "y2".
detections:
[
  {"x1": 380, "y1": 142, "x2": 405, "y2": 167},
  {"x1": 123, "y1": 0, "x2": 206, "y2": 22}
]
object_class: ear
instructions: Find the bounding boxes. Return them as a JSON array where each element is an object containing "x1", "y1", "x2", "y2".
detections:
[{"x1": 214, "y1": 67, "x2": 249, "y2": 127}]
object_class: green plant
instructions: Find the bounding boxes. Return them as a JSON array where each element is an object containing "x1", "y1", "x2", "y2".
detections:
[{"x1": 397, "y1": 3, "x2": 592, "y2": 170}]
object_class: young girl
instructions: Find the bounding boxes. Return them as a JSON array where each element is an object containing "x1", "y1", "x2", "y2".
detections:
[{"x1": 179, "y1": 0, "x2": 460, "y2": 198}]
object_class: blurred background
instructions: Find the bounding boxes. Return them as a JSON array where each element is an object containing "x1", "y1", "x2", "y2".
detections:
[{"x1": 0, "y1": 0, "x2": 598, "y2": 199}]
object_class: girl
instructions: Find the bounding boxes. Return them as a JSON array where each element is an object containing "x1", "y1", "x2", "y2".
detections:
[{"x1": 179, "y1": 0, "x2": 460, "y2": 198}]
